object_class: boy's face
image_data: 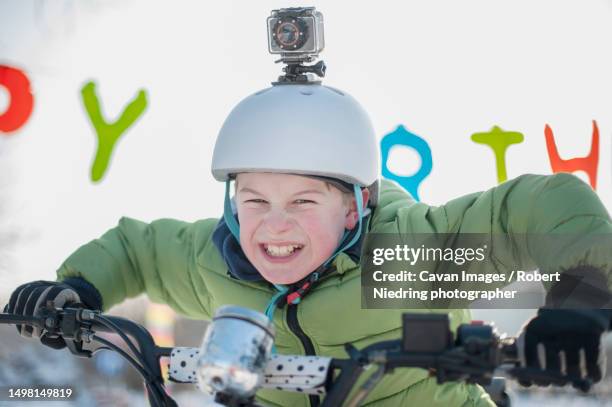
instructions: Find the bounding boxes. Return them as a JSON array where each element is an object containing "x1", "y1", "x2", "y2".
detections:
[{"x1": 235, "y1": 173, "x2": 362, "y2": 284}]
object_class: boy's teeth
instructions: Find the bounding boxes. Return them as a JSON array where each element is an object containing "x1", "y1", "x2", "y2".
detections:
[{"x1": 265, "y1": 244, "x2": 301, "y2": 257}]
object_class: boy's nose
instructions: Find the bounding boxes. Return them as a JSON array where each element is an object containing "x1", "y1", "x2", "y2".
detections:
[{"x1": 264, "y1": 210, "x2": 293, "y2": 234}]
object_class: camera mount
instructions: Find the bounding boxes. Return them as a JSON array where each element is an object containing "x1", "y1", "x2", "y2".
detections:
[{"x1": 275, "y1": 59, "x2": 327, "y2": 84}]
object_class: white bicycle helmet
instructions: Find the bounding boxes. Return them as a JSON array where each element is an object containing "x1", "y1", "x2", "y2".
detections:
[{"x1": 211, "y1": 82, "x2": 379, "y2": 205}]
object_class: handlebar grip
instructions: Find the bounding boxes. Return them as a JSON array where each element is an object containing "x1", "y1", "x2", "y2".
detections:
[
  {"x1": 167, "y1": 348, "x2": 332, "y2": 396},
  {"x1": 262, "y1": 355, "x2": 331, "y2": 395}
]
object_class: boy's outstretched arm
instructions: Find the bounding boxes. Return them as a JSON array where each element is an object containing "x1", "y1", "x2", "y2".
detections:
[
  {"x1": 386, "y1": 172, "x2": 612, "y2": 388},
  {"x1": 56, "y1": 217, "x2": 218, "y2": 316},
  {"x1": 386, "y1": 172, "x2": 612, "y2": 293}
]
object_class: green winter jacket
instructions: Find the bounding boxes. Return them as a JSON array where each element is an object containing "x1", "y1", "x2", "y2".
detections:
[{"x1": 57, "y1": 173, "x2": 612, "y2": 407}]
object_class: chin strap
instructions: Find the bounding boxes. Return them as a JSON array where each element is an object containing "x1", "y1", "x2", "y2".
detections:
[{"x1": 265, "y1": 284, "x2": 289, "y2": 320}]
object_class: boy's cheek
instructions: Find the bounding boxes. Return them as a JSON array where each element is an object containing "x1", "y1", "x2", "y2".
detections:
[{"x1": 237, "y1": 216, "x2": 259, "y2": 237}]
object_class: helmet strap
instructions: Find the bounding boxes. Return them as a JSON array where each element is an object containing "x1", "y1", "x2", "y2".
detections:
[
  {"x1": 323, "y1": 184, "x2": 364, "y2": 266},
  {"x1": 224, "y1": 180, "x2": 241, "y2": 241},
  {"x1": 265, "y1": 284, "x2": 288, "y2": 320}
]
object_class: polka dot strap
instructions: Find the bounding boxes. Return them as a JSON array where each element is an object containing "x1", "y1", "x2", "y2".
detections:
[
  {"x1": 167, "y1": 348, "x2": 332, "y2": 396},
  {"x1": 261, "y1": 354, "x2": 332, "y2": 395},
  {"x1": 168, "y1": 347, "x2": 201, "y2": 384}
]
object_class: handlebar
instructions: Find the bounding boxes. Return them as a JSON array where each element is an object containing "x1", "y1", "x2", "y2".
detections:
[
  {"x1": 0, "y1": 306, "x2": 594, "y2": 407},
  {"x1": 0, "y1": 306, "x2": 176, "y2": 407}
]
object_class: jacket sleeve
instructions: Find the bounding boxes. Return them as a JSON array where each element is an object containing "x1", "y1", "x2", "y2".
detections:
[
  {"x1": 56, "y1": 216, "x2": 219, "y2": 315},
  {"x1": 387, "y1": 173, "x2": 612, "y2": 291}
]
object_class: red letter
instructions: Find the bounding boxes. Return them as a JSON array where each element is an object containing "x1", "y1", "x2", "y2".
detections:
[
  {"x1": 0, "y1": 65, "x2": 34, "y2": 134},
  {"x1": 544, "y1": 121, "x2": 599, "y2": 189}
]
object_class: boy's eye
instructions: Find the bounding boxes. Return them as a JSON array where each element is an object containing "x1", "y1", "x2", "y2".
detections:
[
  {"x1": 244, "y1": 199, "x2": 268, "y2": 204},
  {"x1": 294, "y1": 199, "x2": 315, "y2": 205}
]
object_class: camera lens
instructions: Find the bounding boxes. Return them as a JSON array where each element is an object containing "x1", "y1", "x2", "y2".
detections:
[
  {"x1": 272, "y1": 17, "x2": 308, "y2": 50},
  {"x1": 277, "y1": 22, "x2": 299, "y2": 46}
]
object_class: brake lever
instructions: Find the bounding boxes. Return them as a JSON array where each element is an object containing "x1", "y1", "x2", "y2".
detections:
[{"x1": 38, "y1": 305, "x2": 96, "y2": 358}]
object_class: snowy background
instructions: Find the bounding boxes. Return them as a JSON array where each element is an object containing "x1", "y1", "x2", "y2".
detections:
[{"x1": 0, "y1": 0, "x2": 611, "y2": 405}]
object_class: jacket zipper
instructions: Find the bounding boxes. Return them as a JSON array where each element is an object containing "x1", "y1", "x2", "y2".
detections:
[{"x1": 286, "y1": 304, "x2": 320, "y2": 407}]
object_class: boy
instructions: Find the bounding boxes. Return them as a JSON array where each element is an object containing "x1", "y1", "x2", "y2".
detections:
[{"x1": 6, "y1": 82, "x2": 612, "y2": 406}]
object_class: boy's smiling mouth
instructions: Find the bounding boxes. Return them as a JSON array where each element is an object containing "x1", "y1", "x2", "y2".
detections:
[{"x1": 260, "y1": 243, "x2": 304, "y2": 261}]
